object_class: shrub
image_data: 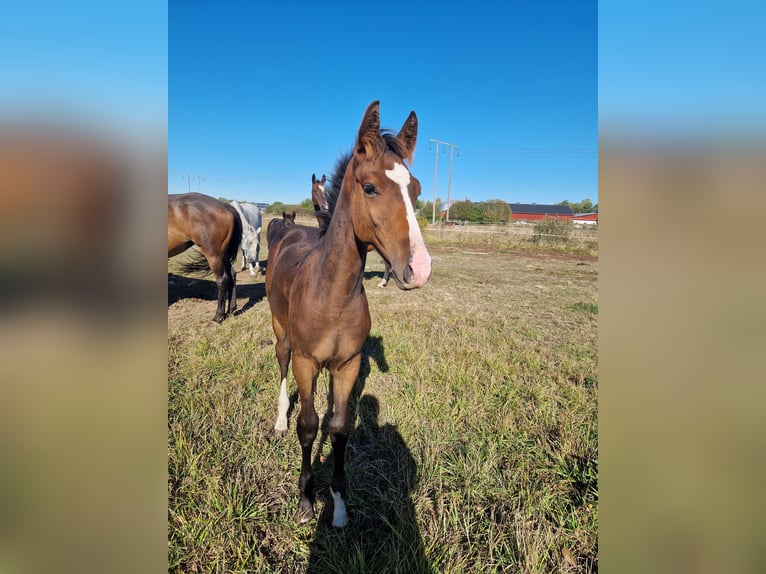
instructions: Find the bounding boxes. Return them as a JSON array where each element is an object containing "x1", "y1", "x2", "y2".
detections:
[{"x1": 532, "y1": 216, "x2": 573, "y2": 244}]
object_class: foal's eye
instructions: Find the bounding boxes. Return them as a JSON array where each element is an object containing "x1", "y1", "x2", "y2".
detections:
[{"x1": 362, "y1": 183, "x2": 377, "y2": 197}]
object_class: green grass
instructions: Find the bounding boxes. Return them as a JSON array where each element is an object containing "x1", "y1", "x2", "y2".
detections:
[{"x1": 168, "y1": 229, "x2": 598, "y2": 573}]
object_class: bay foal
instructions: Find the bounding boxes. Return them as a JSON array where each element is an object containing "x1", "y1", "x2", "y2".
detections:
[{"x1": 265, "y1": 101, "x2": 431, "y2": 527}]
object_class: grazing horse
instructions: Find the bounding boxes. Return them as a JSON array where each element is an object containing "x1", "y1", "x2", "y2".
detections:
[
  {"x1": 265, "y1": 101, "x2": 431, "y2": 527},
  {"x1": 312, "y1": 172, "x2": 393, "y2": 288},
  {"x1": 230, "y1": 200, "x2": 263, "y2": 276},
  {"x1": 168, "y1": 192, "x2": 242, "y2": 323}
]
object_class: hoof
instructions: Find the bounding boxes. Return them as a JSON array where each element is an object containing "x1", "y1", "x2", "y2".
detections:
[
  {"x1": 330, "y1": 488, "x2": 348, "y2": 528},
  {"x1": 273, "y1": 426, "x2": 288, "y2": 438},
  {"x1": 295, "y1": 500, "x2": 315, "y2": 524}
]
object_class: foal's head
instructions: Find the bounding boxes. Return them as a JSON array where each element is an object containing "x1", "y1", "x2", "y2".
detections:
[{"x1": 344, "y1": 101, "x2": 431, "y2": 289}]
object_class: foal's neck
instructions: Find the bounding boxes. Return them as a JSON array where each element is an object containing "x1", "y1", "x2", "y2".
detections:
[{"x1": 318, "y1": 193, "x2": 367, "y2": 298}]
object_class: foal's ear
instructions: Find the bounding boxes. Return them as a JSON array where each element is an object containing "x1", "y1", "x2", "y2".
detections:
[
  {"x1": 355, "y1": 100, "x2": 381, "y2": 159},
  {"x1": 321, "y1": 174, "x2": 326, "y2": 184},
  {"x1": 397, "y1": 111, "x2": 418, "y2": 163},
  {"x1": 312, "y1": 173, "x2": 317, "y2": 183}
]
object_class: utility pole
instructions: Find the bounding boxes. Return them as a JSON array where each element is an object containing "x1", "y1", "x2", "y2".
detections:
[
  {"x1": 429, "y1": 139, "x2": 458, "y2": 223},
  {"x1": 431, "y1": 140, "x2": 440, "y2": 223},
  {"x1": 183, "y1": 174, "x2": 204, "y2": 194}
]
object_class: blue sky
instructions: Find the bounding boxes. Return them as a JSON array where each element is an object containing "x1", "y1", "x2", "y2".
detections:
[
  {"x1": 1, "y1": 2, "x2": 166, "y2": 136},
  {"x1": 169, "y1": 1, "x2": 597, "y2": 207},
  {"x1": 599, "y1": 0, "x2": 766, "y2": 137}
]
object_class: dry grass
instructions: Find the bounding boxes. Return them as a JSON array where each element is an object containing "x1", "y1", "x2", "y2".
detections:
[{"x1": 168, "y1": 221, "x2": 598, "y2": 573}]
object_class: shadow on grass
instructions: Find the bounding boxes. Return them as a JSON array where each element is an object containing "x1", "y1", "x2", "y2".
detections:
[
  {"x1": 167, "y1": 272, "x2": 266, "y2": 315},
  {"x1": 306, "y1": 336, "x2": 432, "y2": 573}
]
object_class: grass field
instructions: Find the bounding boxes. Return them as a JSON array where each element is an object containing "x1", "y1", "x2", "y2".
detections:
[{"x1": 168, "y1": 219, "x2": 598, "y2": 573}]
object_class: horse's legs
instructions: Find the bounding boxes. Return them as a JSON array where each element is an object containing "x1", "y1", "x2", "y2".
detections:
[
  {"x1": 254, "y1": 237, "x2": 261, "y2": 275},
  {"x1": 272, "y1": 318, "x2": 292, "y2": 437},
  {"x1": 227, "y1": 260, "x2": 237, "y2": 313},
  {"x1": 240, "y1": 251, "x2": 247, "y2": 272},
  {"x1": 208, "y1": 256, "x2": 229, "y2": 323},
  {"x1": 327, "y1": 353, "x2": 361, "y2": 528},
  {"x1": 292, "y1": 353, "x2": 320, "y2": 524},
  {"x1": 377, "y1": 262, "x2": 391, "y2": 288}
]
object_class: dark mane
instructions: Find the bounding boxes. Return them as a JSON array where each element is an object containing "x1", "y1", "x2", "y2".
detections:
[
  {"x1": 320, "y1": 151, "x2": 349, "y2": 231},
  {"x1": 320, "y1": 131, "x2": 410, "y2": 234}
]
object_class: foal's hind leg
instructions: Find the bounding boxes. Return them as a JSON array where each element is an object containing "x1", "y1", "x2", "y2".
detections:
[
  {"x1": 272, "y1": 318, "x2": 292, "y2": 437},
  {"x1": 326, "y1": 353, "x2": 361, "y2": 528}
]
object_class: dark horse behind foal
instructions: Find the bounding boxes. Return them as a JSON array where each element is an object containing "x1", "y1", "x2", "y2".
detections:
[
  {"x1": 265, "y1": 101, "x2": 432, "y2": 528},
  {"x1": 266, "y1": 210, "x2": 297, "y2": 249},
  {"x1": 168, "y1": 192, "x2": 242, "y2": 323}
]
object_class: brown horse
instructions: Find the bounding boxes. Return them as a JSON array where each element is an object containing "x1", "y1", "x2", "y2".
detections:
[
  {"x1": 310, "y1": 173, "x2": 328, "y2": 227},
  {"x1": 168, "y1": 192, "x2": 242, "y2": 323},
  {"x1": 265, "y1": 101, "x2": 431, "y2": 527}
]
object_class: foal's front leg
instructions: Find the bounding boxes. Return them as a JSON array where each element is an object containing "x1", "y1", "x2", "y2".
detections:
[
  {"x1": 292, "y1": 354, "x2": 320, "y2": 523},
  {"x1": 272, "y1": 319, "x2": 291, "y2": 437}
]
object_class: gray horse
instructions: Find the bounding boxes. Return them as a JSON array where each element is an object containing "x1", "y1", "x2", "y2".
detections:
[{"x1": 230, "y1": 200, "x2": 263, "y2": 276}]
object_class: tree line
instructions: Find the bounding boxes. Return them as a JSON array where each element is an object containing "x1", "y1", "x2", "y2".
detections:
[
  {"x1": 254, "y1": 196, "x2": 597, "y2": 225},
  {"x1": 556, "y1": 198, "x2": 598, "y2": 214}
]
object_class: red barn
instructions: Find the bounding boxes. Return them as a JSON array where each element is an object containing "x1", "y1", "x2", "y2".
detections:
[{"x1": 509, "y1": 203, "x2": 574, "y2": 222}]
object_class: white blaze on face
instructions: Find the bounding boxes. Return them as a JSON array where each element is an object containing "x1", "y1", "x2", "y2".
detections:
[
  {"x1": 385, "y1": 162, "x2": 432, "y2": 287},
  {"x1": 318, "y1": 183, "x2": 329, "y2": 211}
]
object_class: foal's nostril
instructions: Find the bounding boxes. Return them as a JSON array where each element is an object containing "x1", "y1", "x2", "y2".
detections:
[{"x1": 403, "y1": 264, "x2": 414, "y2": 284}]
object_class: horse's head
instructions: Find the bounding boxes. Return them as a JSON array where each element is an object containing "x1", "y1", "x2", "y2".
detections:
[
  {"x1": 311, "y1": 174, "x2": 329, "y2": 214},
  {"x1": 241, "y1": 222, "x2": 260, "y2": 262},
  {"x1": 345, "y1": 101, "x2": 431, "y2": 290}
]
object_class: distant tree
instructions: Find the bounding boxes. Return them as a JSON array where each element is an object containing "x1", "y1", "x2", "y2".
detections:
[
  {"x1": 300, "y1": 198, "x2": 313, "y2": 209},
  {"x1": 557, "y1": 198, "x2": 596, "y2": 214},
  {"x1": 264, "y1": 201, "x2": 286, "y2": 214},
  {"x1": 449, "y1": 200, "x2": 480, "y2": 223},
  {"x1": 482, "y1": 199, "x2": 512, "y2": 224},
  {"x1": 420, "y1": 197, "x2": 443, "y2": 222}
]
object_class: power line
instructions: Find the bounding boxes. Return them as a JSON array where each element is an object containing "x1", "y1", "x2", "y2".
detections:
[{"x1": 459, "y1": 147, "x2": 596, "y2": 156}]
